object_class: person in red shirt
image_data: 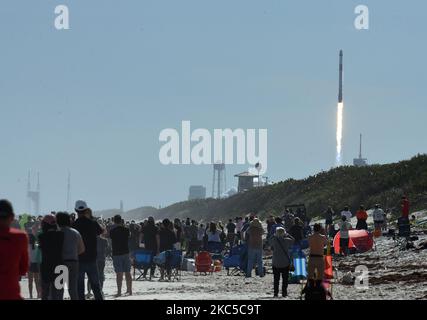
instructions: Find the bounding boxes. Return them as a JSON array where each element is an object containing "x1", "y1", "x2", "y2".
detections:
[
  {"x1": 356, "y1": 205, "x2": 368, "y2": 230},
  {"x1": 0, "y1": 199, "x2": 29, "y2": 300},
  {"x1": 401, "y1": 196, "x2": 410, "y2": 219}
]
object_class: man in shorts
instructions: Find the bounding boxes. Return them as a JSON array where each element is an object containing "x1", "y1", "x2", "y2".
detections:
[{"x1": 109, "y1": 215, "x2": 132, "y2": 297}]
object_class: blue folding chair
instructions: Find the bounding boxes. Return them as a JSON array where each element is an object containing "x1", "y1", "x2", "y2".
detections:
[
  {"x1": 223, "y1": 244, "x2": 247, "y2": 276},
  {"x1": 165, "y1": 249, "x2": 183, "y2": 281},
  {"x1": 132, "y1": 249, "x2": 154, "y2": 280}
]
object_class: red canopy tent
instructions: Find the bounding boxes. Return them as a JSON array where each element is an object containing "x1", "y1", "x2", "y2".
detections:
[{"x1": 333, "y1": 230, "x2": 374, "y2": 254}]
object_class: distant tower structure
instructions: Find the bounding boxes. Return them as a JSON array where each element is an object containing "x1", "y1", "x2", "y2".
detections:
[
  {"x1": 188, "y1": 185, "x2": 206, "y2": 200},
  {"x1": 120, "y1": 200, "x2": 124, "y2": 213},
  {"x1": 234, "y1": 171, "x2": 258, "y2": 193},
  {"x1": 27, "y1": 171, "x2": 41, "y2": 215},
  {"x1": 212, "y1": 163, "x2": 226, "y2": 199},
  {"x1": 353, "y1": 134, "x2": 368, "y2": 167}
]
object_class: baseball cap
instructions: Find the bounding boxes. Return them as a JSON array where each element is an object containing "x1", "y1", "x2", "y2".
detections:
[{"x1": 75, "y1": 200, "x2": 88, "y2": 212}]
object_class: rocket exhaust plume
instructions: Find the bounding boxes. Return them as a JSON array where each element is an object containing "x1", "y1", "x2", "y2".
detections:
[
  {"x1": 336, "y1": 50, "x2": 344, "y2": 166},
  {"x1": 336, "y1": 102, "x2": 344, "y2": 165}
]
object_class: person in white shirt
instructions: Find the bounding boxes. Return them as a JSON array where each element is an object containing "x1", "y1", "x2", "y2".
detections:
[
  {"x1": 372, "y1": 204, "x2": 385, "y2": 231},
  {"x1": 340, "y1": 206, "x2": 352, "y2": 222},
  {"x1": 339, "y1": 216, "x2": 352, "y2": 256}
]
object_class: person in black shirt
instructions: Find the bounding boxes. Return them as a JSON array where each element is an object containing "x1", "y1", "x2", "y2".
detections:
[
  {"x1": 38, "y1": 214, "x2": 64, "y2": 300},
  {"x1": 173, "y1": 218, "x2": 183, "y2": 250},
  {"x1": 128, "y1": 221, "x2": 140, "y2": 254},
  {"x1": 289, "y1": 217, "x2": 304, "y2": 245},
  {"x1": 158, "y1": 219, "x2": 177, "y2": 281},
  {"x1": 109, "y1": 215, "x2": 132, "y2": 296},
  {"x1": 226, "y1": 219, "x2": 236, "y2": 248},
  {"x1": 72, "y1": 200, "x2": 104, "y2": 300},
  {"x1": 141, "y1": 216, "x2": 160, "y2": 278}
]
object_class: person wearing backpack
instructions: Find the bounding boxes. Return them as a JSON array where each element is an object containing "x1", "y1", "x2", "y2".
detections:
[{"x1": 270, "y1": 227, "x2": 294, "y2": 297}]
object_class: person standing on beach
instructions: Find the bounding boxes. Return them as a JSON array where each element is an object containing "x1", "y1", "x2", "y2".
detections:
[
  {"x1": 270, "y1": 227, "x2": 294, "y2": 297},
  {"x1": 289, "y1": 218, "x2": 304, "y2": 246},
  {"x1": 246, "y1": 218, "x2": 264, "y2": 278},
  {"x1": 338, "y1": 216, "x2": 352, "y2": 256},
  {"x1": 307, "y1": 224, "x2": 328, "y2": 280},
  {"x1": 187, "y1": 220, "x2": 199, "y2": 256},
  {"x1": 38, "y1": 214, "x2": 64, "y2": 300},
  {"x1": 372, "y1": 204, "x2": 385, "y2": 232},
  {"x1": 401, "y1": 196, "x2": 410, "y2": 220},
  {"x1": 56, "y1": 212, "x2": 85, "y2": 300},
  {"x1": 225, "y1": 219, "x2": 236, "y2": 248},
  {"x1": 110, "y1": 215, "x2": 132, "y2": 297},
  {"x1": 0, "y1": 200, "x2": 29, "y2": 300},
  {"x1": 340, "y1": 206, "x2": 352, "y2": 222},
  {"x1": 128, "y1": 221, "x2": 140, "y2": 255},
  {"x1": 27, "y1": 233, "x2": 41, "y2": 299},
  {"x1": 324, "y1": 207, "x2": 334, "y2": 235},
  {"x1": 73, "y1": 200, "x2": 104, "y2": 300},
  {"x1": 241, "y1": 217, "x2": 250, "y2": 242},
  {"x1": 141, "y1": 216, "x2": 160, "y2": 278},
  {"x1": 158, "y1": 219, "x2": 177, "y2": 281},
  {"x1": 87, "y1": 232, "x2": 108, "y2": 296},
  {"x1": 266, "y1": 216, "x2": 274, "y2": 239},
  {"x1": 356, "y1": 205, "x2": 368, "y2": 230}
]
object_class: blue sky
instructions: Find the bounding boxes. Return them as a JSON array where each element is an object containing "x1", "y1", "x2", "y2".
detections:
[{"x1": 0, "y1": 0, "x2": 426, "y2": 214}]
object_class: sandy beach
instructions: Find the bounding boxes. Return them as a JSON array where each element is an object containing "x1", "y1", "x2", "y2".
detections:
[{"x1": 19, "y1": 230, "x2": 427, "y2": 301}]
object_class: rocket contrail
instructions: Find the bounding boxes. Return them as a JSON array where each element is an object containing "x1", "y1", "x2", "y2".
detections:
[
  {"x1": 336, "y1": 50, "x2": 344, "y2": 166},
  {"x1": 336, "y1": 102, "x2": 344, "y2": 165}
]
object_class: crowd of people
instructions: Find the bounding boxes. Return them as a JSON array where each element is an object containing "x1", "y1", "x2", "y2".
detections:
[{"x1": 0, "y1": 195, "x2": 413, "y2": 300}]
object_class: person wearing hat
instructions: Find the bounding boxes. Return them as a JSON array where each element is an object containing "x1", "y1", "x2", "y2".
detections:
[
  {"x1": 38, "y1": 213, "x2": 64, "y2": 300},
  {"x1": 0, "y1": 199, "x2": 29, "y2": 300},
  {"x1": 246, "y1": 218, "x2": 265, "y2": 278},
  {"x1": 72, "y1": 200, "x2": 104, "y2": 300}
]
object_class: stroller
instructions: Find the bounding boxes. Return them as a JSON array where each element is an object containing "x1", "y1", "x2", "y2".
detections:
[
  {"x1": 223, "y1": 244, "x2": 248, "y2": 276},
  {"x1": 132, "y1": 249, "x2": 154, "y2": 281}
]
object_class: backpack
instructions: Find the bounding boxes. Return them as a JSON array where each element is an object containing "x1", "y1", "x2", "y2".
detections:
[{"x1": 301, "y1": 280, "x2": 327, "y2": 300}]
